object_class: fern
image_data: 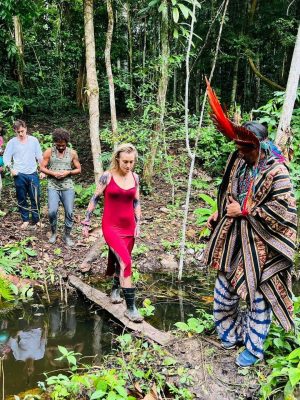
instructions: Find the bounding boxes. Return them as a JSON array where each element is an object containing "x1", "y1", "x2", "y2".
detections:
[{"x1": 0, "y1": 276, "x2": 14, "y2": 302}]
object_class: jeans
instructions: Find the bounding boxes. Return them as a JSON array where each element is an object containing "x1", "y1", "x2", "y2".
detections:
[
  {"x1": 48, "y1": 188, "x2": 75, "y2": 230},
  {"x1": 14, "y1": 172, "x2": 40, "y2": 223}
]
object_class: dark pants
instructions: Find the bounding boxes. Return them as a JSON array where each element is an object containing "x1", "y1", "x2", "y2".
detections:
[
  {"x1": 14, "y1": 172, "x2": 40, "y2": 223},
  {"x1": 48, "y1": 188, "x2": 75, "y2": 230}
]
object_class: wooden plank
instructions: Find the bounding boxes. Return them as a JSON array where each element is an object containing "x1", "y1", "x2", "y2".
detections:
[{"x1": 69, "y1": 275, "x2": 174, "y2": 346}]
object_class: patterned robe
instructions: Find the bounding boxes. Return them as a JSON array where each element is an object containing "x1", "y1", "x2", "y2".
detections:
[{"x1": 203, "y1": 151, "x2": 297, "y2": 331}]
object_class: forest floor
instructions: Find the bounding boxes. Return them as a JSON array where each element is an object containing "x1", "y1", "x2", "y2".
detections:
[{"x1": 0, "y1": 115, "x2": 260, "y2": 399}]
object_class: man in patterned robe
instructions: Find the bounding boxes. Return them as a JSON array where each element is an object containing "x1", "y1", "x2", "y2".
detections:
[{"x1": 203, "y1": 121, "x2": 297, "y2": 367}]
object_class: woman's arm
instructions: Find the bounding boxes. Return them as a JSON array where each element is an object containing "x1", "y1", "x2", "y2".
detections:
[
  {"x1": 82, "y1": 172, "x2": 111, "y2": 231},
  {"x1": 133, "y1": 173, "x2": 141, "y2": 237}
]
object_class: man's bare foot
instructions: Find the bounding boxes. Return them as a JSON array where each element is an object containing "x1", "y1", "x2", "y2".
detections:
[{"x1": 20, "y1": 221, "x2": 30, "y2": 230}]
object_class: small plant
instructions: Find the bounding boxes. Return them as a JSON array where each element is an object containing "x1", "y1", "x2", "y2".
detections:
[
  {"x1": 174, "y1": 309, "x2": 214, "y2": 335},
  {"x1": 139, "y1": 298, "x2": 155, "y2": 317},
  {"x1": 258, "y1": 296, "x2": 300, "y2": 399},
  {"x1": 194, "y1": 193, "x2": 217, "y2": 237},
  {"x1": 132, "y1": 243, "x2": 149, "y2": 257}
]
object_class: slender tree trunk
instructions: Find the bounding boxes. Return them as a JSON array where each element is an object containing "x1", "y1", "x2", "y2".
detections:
[
  {"x1": 76, "y1": 58, "x2": 87, "y2": 108},
  {"x1": 276, "y1": 24, "x2": 300, "y2": 152},
  {"x1": 143, "y1": 0, "x2": 169, "y2": 187},
  {"x1": 125, "y1": 2, "x2": 133, "y2": 100},
  {"x1": 13, "y1": 15, "x2": 24, "y2": 91},
  {"x1": 173, "y1": 68, "x2": 177, "y2": 106},
  {"x1": 105, "y1": 0, "x2": 118, "y2": 146},
  {"x1": 254, "y1": 54, "x2": 260, "y2": 108},
  {"x1": 84, "y1": 0, "x2": 103, "y2": 183},
  {"x1": 142, "y1": 17, "x2": 147, "y2": 105},
  {"x1": 230, "y1": 56, "x2": 239, "y2": 105},
  {"x1": 178, "y1": 0, "x2": 230, "y2": 280}
]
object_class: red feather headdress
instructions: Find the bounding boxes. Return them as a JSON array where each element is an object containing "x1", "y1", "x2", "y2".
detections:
[{"x1": 205, "y1": 77, "x2": 259, "y2": 149}]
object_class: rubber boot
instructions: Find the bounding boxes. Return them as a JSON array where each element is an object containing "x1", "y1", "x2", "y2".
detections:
[
  {"x1": 110, "y1": 276, "x2": 123, "y2": 304},
  {"x1": 49, "y1": 225, "x2": 57, "y2": 244},
  {"x1": 63, "y1": 227, "x2": 74, "y2": 247},
  {"x1": 122, "y1": 287, "x2": 144, "y2": 323}
]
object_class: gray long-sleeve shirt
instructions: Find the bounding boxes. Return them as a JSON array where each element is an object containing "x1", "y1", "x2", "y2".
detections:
[{"x1": 3, "y1": 136, "x2": 43, "y2": 174}]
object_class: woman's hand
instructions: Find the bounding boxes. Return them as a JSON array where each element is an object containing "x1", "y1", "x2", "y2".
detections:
[
  {"x1": 207, "y1": 211, "x2": 219, "y2": 230},
  {"x1": 82, "y1": 224, "x2": 90, "y2": 238},
  {"x1": 134, "y1": 224, "x2": 140, "y2": 238},
  {"x1": 226, "y1": 196, "x2": 242, "y2": 218}
]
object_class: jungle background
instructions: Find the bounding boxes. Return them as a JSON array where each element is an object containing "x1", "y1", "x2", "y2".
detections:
[{"x1": 0, "y1": 0, "x2": 300, "y2": 399}]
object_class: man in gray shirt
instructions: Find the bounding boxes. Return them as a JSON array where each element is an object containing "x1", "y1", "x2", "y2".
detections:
[{"x1": 3, "y1": 120, "x2": 43, "y2": 229}]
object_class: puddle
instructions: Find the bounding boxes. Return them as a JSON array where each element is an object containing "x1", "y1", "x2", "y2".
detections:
[
  {"x1": 0, "y1": 295, "x2": 118, "y2": 397},
  {"x1": 1, "y1": 268, "x2": 299, "y2": 396}
]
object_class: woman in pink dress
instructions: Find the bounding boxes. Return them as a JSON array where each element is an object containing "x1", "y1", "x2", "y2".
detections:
[{"x1": 82, "y1": 143, "x2": 143, "y2": 322}]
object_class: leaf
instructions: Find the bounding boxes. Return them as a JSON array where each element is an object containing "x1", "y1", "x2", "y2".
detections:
[
  {"x1": 173, "y1": 28, "x2": 179, "y2": 39},
  {"x1": 172, "y1": 7, "x2": 179, "y2": 23},
  {"x1": 163, "y1": 357, "x2": 177, "y2": 366},
  {"x1": 287, "y1": 347, "x2": 300, "y2": 361},
  {"x1": 174, "y1": 322, "x2": 189, "y2": 331},
  {"x1": 115, "y1": 386, "x2": 127, "y2": 397},
  {"x1": 288, "y1": 368, "x2": 300, "y2": 387},
  {"x1": 178, "y1": 3, "x2": 190, "y2": 19},
  {"x1": 58, "y1": 345, "x2": 69, "y2": 356},
  {"x1": 198, "y1": 193, "x2": 216, "y2": 208},
  {"x1": 90, "y1": 390, "x2": 106, "y2": 400}
]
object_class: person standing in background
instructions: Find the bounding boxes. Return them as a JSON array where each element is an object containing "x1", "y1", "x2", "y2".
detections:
[
  {"x1": 3, "y1": 120, "x2": 43, "y2": 229},
  {"x1": 40, "y1": 128, "x2": 81, "y2": 246}
]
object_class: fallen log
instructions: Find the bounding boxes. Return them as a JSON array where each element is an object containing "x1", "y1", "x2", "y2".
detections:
[{"x1": 69, "y1": 274, "x2": 174, "y2": 346}]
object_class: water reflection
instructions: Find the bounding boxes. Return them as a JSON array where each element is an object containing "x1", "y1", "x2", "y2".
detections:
[{"x1": 0, "y1": 296, "x2": 116, "y2": 397}]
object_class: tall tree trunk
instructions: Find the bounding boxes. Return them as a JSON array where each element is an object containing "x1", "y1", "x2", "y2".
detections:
[
  {"x1": 230, "y1": 56, "x2": 239, "y2": 105},
  {"x1": 173, "y1": 68, "x2": 177, "y2": 106},
  {"x1": 105, "y1": 0, "x2": 118, "y2": 146},
  {"x1": 143, "y1": 0, "x2": 169, "y2": 188},
  {"x1": 76, "y1": 58, "x2": 87, "y2": 108},
  {"x1": 125, "y1": 2, "x2": 133, "y2": 100},
  {"x1": 254, "y1": 54, "x2": 260, "y2": 108},
  {"x1": 84, "y1": 0, "x2": 103, "y2": 183},
  {"x1": 276, "y1": 24, "x2": 300, "y2": 152},
  {"x1": 13, "y1": 15, "x2": 24, "y2": 91}
]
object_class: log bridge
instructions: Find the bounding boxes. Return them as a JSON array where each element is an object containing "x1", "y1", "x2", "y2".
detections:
[{"x1": 69, "y1": 274, "x2": 174, "y2": 346}]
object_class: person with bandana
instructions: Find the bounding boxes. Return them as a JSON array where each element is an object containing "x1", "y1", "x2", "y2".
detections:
[{"x1": 202, "y1": 80, "x2": 297, "y2": 367}]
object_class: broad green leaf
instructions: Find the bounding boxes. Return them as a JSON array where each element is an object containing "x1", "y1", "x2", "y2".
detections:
[
  {"x1": 287, "y1": 347, "x2": 300, "y2": 361},
  {"x1": 90, "y1": 390, "x2": 106, "y2": 399},
  {"x1": 172, "y1": 7, "x2": 179, "y2": 23},
  {"x1": 58, "y1": 345, "x2": 69, "y2": 356},
  {"x1": 288, "y1": 368, "x2": 300, "y2": 387},
  {"x1": 178, "y1": 3, "x2": 190, "y2": 19}
]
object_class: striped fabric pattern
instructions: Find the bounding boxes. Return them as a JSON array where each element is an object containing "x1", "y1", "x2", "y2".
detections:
[
  {"x1": 203, "y1": 152, "x2": 297, "y2": 331},
  {"x1": 214, "y1": 273, "x2": 271, "y2": 358}
]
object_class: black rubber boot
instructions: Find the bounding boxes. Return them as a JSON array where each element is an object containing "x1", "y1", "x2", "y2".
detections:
[
  {"x1": 49, "y1": 225, "x2": 57, "y2": 244},
  {"x1": 63, "y1": 227, "x2": 74, "y2": 247},
  {"x1": 122, "y1": 287, "x2": 143, "y2": 323},
  {"x1": 110, "y1": 276, "x2": 123, "y2": 304}
]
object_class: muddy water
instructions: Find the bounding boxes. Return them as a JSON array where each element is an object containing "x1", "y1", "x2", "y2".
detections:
[
  {"x1": 1, "y1": 269, "x2": 299, "y2": 397},
  {"x1": 0, "y1": 296, "x2": 118, "y2": 397}
]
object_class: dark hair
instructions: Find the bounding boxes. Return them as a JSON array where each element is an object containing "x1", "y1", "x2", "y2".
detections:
[
  {"x1": 0, "y1": 122, "x2": 6, "y2": 135},
  {"x1": 243, "y1": 121, "x2": 268, "y2": 141},
  {"x1": 52, "y1": 128, "x2": 70, "y2": 143},
  {"x1": 13, "y1": 119, "x2": 27, "y2": 130}
]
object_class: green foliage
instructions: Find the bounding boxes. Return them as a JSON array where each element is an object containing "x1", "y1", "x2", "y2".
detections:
[
  {"x1": 139, "y1": 298, "x2": 155, "y2": 317},
  {"x1": 0, "y1": 237, "x2": 37, "y2": 274},
  {"x1": 259, "y1": 296, "x2": 300, "y2": 399},
  {"x1": 132, "y1": 243, "x2": 149, "y2": 257},
  {"x1": 74, "y1": 183, "x2": 100, "y2": 216},
  {"x1": 0, "y1": 276, "x2": 14, "y2": 302},
  {"x1": 40, "y1": 333, "x2": 193, "y2": 399},
  {"x1": 174, "y1": 308, "x2": 214, "y2": 334},
  {"x1": 194, "y1": 193, "x2": 217, "y2": 237}
]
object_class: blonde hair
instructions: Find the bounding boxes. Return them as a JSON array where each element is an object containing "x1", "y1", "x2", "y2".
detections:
[{"x1": 109, "y1": 143, "x2": 138, "y2": 171}]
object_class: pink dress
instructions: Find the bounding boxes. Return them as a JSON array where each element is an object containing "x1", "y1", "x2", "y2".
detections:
[{"x1": 102, "y1": 175, "x2": 137, "y2": 277}]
